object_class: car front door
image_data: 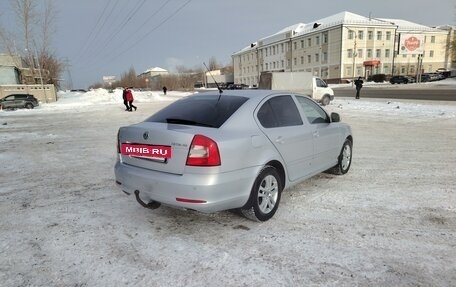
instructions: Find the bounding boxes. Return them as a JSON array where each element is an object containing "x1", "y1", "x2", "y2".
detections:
[
  {"x1": 256, "y1": 95, "x2": 314, "y2": 181},
  {"x1": 295, "y1": 96, "x2": 341, "y2": 172},
  {"x1": 1, "y1": 95, "x2": 15, "y2": 108}
]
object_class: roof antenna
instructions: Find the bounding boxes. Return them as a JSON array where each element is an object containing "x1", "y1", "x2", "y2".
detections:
[{"x1": 203, "y1": 62, "x2": 223, "y2": 96}]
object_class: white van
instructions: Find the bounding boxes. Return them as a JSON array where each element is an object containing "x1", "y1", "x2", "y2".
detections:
[{"x1": 259, "y1": 72, "x2": 335, "y2": 105}]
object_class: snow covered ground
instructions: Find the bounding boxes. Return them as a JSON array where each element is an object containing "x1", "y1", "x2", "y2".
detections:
[{"x1": 0, "y1": 84, "x2": 455, "y2": 286}]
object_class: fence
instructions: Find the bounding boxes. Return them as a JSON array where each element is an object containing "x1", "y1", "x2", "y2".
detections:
[{"x1": 0, "y1": 84, "x2": 57, "y2": 103}]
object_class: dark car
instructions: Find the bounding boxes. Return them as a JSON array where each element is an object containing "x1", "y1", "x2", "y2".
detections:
[
  {"x1": 420, "y1": 74, "x2": 431, "y2": 82},
  {"x1": 390, "y1": 75, "x2": 412, "y2": 84},
  {"x1": 0, "y1": 94, "x2": 39, "y2": 110}
]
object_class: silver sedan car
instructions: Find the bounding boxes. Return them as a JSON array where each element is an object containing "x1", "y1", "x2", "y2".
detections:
[{"x1": 114, "y1": 90, "x2": 352, "y2": 221}]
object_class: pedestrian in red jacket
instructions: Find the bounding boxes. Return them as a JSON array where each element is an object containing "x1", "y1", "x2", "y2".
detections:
[{"x1": 126, "y1": 88, "x2": 137, "y2": 111}]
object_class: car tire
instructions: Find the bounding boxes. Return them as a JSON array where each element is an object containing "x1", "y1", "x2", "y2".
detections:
[
  {"x1": 240, "y1": 165, "x2": 282, "y2": 222},
  {"x1": 25, "y1": 103, "x2": 34, "y2": 109},
  {"x1": 321, "y1": 95, "x2": 330, "y2": 106},
  {"x1": 327, "y1": 139, "x2": 352, "y2": 175}
]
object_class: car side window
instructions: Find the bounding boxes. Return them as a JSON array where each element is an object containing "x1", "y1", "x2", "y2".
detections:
[
  {"x1": 257, "y1": 95, "x2": 303, "y2": 128},
  {"x1": 296, "y1": 96, "x2": 330, "y2": 124},
  {"x1": 316, "y1": 78, "x2": 327, "y2": 88}
]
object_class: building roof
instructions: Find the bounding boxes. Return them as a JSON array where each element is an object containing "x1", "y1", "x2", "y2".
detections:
[
  {"x1": 233, "y1": 11, "x2": 448, "y2": 55},
  {"x1": 144, "y1": 67, "x2": 168, "y2": 73}
]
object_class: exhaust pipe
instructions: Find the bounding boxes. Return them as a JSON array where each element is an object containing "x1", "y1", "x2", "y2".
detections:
[{"x1": 134, "y1": 190, "x2": 161, "y2": 209}]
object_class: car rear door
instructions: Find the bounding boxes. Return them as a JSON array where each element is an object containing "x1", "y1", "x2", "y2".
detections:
[{"x1": 255, "y1": 94, "x2": 314, "y2": 181}]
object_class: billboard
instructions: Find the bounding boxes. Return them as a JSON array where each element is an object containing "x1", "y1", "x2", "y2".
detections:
[{"x1": 399, "y1": 34, "x2": 425, "y2": 55}]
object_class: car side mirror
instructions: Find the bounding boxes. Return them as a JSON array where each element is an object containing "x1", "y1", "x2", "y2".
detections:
[{"x1": 330, "y1": 112, "x2": 340, "y2": 123}]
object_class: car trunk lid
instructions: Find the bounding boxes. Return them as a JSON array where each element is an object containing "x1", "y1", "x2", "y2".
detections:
[{"x1": 118, "y1": 122, "x2": 195, "y2": 175}]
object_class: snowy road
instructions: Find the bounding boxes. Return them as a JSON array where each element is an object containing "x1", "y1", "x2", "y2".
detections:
[{"x1": 1, "y1": 92, "x2": 455, "y2": 286}]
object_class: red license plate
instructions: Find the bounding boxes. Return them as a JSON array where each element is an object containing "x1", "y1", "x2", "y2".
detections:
[{"x1": 121, "y1": 144, "x2": 172, "y2": 158}]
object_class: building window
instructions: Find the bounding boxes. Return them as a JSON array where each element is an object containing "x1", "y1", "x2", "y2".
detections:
[
  {"x1": 348, "y1": 30, "x2": 354, "y2": 40},
  {"x1": 429, "y1": 50, "x2": 434, "y2": 57},
  {"x1": 410, "y1": 66, "x2": 415, "y2": 73},
  {"x1": 281, "y1": 43, "x2": 284, "y2": 53},
  {"x1": 346, "y1": 66, "x2": 352, "y2": 77},
  {"x1": 322, "y1": 52, "x2": 328, "y2": 62},
  {"x1": 431, "y1": 36, "x2": 435, "y2": 43},
  {"x1": 376, "y1": 49, "x2": 381, "y2": 58},
  {"x1": 301, "y1": 56, "x2": 304, "y2": 65},
  {"x1": 281, "y1": 60, "x2": 284, "y2": 68},
  {"x1": 357, "y1": 49, "x2": 363, "y2": 58},
  {"x1": 368, "y1": 31, "x2": 373, "y2": 40},
  {"x1": 273, "y1": 46, "x2": 276, "y2": 55},
  {"x1": 307, "y1": 55, "x2": 312, "y2": 63},
  {"x1": 348, "y1": 49, "x2": 353, "y2": 58},
  {"x1": 323, "y1": 33, "x2": 328, "y2": 43},
  {"x1": 377, "y1": 31, "x2": 382, "y2": 40},
  {"x1": 294, "y1": 42, "x2": 297, "y2": 50},
  {"x1": 385, "y1": 49, "x2": 390, "y2": 58},
  {"x1": 266, "y1": 63, "x2": 269, "y2": 70},
  {"x1": 316, "y1": 36, "x2": 320, "y2": 45},
  {"x1": 384, "y1": 65, "x2": 390, "y2": 74},
  {"x1": 315, "y1": 53, "x2": 319, "y2": 62},
  {"x1": 301, "y1": 40, "x2": 304, "y2": 48},
  {"x1": 307, "y1": 38, "x2": 311, "y2": 47},
  {"x1": 386, "y1": 31, "x2": 391, "y2": 40},
  {"x1": 367, "y1": 49, "x2": 372, "y2": 58},
  {"x1": 358, "y1": 30, "x2": 364, "y2": 40},
  {"x1": 401, "y1": 66, "x2": 406, "y2": 73},
  {"x1": 287, "y1": 59, "x2": 290, "y2": 67},
  {"x1": 294, "y1": 58, "x2": 297, "y2": 65},
  {"x1": 265, "y1": 48, "x2": 268, "y2": 56}
]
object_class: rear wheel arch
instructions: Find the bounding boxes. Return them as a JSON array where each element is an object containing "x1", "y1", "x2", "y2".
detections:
[
  {"x1": 240, "y1": 164, "x2": 284, "y2": 221},
  {"x1": 265, "y1": 160, "x2": 285, "y2": 189}
]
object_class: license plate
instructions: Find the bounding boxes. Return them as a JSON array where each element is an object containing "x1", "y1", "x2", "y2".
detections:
[{"x1": 121, "y1": 144, "x2": 172, "y2": 159}]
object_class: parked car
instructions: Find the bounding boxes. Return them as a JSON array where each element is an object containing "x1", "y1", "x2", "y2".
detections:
[
  {"x1": 389, "y1": 75, "x2": 413, "y2": 84},
  {"x1": 0, "y1": 94, "x2": 39, "y2": 110},
  {"x1": 406, "y1": 76, "x2": 416, "y2": 83},
  {"x1": 420, "y1": 74, "x2": 432, "y2": 82},
  {"x1": 114, "y1": 90, "x2": 353, "y2": 221}
]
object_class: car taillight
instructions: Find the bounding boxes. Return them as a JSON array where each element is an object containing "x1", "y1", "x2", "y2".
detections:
[{"x1": 186, "y1": 134, "x2": 221, "y2": 166}]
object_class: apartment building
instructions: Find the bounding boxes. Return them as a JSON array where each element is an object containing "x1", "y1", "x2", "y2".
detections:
[{"x1": 232, "y1": 11, "x2": 451, "y2": 86}]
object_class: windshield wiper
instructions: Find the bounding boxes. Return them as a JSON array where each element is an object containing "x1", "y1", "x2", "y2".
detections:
[{"x1": 165, "y1": 118, "x2": 215, "y2": 128}]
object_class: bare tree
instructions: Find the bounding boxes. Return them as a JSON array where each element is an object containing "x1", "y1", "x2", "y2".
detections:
[
  {"x1": 0, "y1": 0, "x2": 64, "y2": 87},
  {"x1": 208, "y1": 56, "x2": 220, "y2": 71},
  {"x1": 12, "y1": 0, "x2": 36, "y2": 68}
]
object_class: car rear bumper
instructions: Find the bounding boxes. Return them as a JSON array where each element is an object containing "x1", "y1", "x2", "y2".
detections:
[{"x1": 114, "y1": 160, "x2": 260, "y2": 213}]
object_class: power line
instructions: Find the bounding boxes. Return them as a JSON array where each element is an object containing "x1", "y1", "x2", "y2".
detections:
[
  {"x1": 106, "y1": 0, "x2": 192, "y2": 63},
  {"x1": 76, "y1": 1, "x2": 113, "y2": 61}
]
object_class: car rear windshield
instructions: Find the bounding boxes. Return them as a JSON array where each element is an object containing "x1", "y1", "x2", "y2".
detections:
[{"x1": 145, "y1": 94, "x2": 248, "y2": 128}]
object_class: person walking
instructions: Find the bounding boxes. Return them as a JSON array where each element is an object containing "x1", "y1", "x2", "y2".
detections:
[
  {"x1": 122, "y1": 88, "x2": 129, "y2": 111},
  {"x1": 354, "y1": 77, "x2": 363, "y2": 99},
  {"x1": 162, "y1": 86, "x2": 167, "y2": 95},
  {"x1": 126, "y1": 88, "x2": 137, "y2": 111}
]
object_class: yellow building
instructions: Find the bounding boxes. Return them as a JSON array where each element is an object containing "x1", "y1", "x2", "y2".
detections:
[{"x1": 232, "y1": 11, "x2": 451, "y2": 85}]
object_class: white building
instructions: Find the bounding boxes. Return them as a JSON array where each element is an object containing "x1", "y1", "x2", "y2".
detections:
[{"x1": 232, "y1": 11, "x2": 451, "y2": 86}]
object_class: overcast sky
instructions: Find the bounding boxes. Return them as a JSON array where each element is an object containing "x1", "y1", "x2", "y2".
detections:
[{"x1": 0, "y1": 0, "x2": 455, "y2": 88}]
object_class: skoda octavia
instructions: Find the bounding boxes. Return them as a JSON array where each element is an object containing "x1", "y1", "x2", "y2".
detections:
[{"x1": 114, "y1": 90, "x2": 352, "y2": 221}]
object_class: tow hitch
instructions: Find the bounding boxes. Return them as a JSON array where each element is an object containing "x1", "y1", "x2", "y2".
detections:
[{"x1": 134, "y1": 190, "x2": 161, "y2": 209}]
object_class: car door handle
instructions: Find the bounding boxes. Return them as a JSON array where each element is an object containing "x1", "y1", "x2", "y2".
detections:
[
  {"x1": 275, "y1": 136, "x2": 285, "y2": 144},
  {"x1": 313, "y1": 131, "x2": 319, "y2": 138}
]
